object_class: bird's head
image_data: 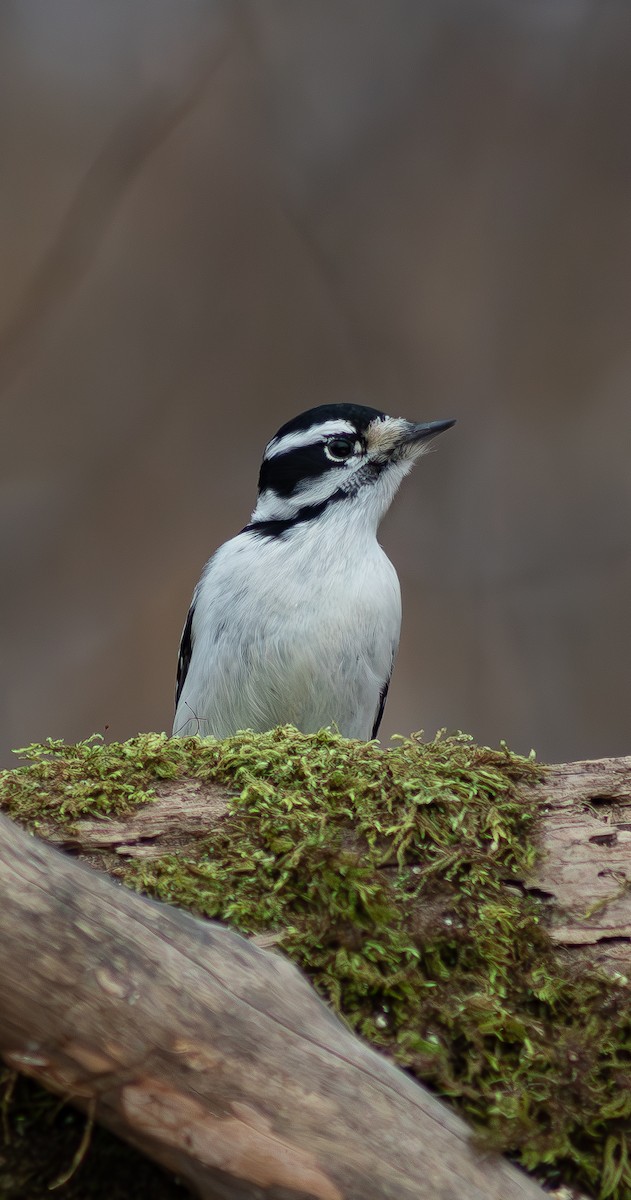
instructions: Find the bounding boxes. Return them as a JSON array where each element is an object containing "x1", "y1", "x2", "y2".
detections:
[{"x1": 248, "y1": 403, "x2": 455, "y2": 536}]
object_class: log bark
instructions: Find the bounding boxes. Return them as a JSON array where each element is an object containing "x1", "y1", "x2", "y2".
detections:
[
  {"x1": 0, "y1": 810, "x2": 547, "y2": 1200},
  {"x1": 518, "y1": 756, "x2": 631, "y2": 972}
]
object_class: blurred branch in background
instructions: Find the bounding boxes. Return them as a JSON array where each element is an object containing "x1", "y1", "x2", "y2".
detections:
[{"x1": 0, "y1": 34, "x2": 233, "y2": 395}]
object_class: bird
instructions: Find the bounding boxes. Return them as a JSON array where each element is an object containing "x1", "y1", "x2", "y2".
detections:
[{"x1": 173, "y1": 403, "x2": 455, "y2": 741}]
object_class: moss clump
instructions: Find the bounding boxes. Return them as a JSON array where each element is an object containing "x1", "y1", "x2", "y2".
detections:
[
  {"x1": 0, "y1": 733, "x2": 193, "y2": 828},
  {"x1": 2, "y1": 726, "x2": 630, "y2": 1199}
]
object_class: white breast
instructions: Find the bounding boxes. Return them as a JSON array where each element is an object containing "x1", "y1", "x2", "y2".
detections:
[{"x1": 173, "y1": 510, "x2": 401, "y2": 740}]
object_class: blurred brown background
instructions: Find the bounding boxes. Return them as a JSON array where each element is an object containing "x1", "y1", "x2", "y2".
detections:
[{"x1": 1, "y1": 0, "x2": 630, "y2": 768}]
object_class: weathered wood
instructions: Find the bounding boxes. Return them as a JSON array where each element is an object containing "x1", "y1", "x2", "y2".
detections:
[
  {"x1": 50, "y1": 778, "x2": 231, "y2": 864},
  {"x1": 518, "y1": 756, "x2": 631, "y2": 972},
  {"x1": 0, "y1": 810, "x2": 546, "y2": 1200}
]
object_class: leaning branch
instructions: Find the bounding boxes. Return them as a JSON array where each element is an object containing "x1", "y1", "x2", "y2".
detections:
[{"x1": 0, "y1": 811, "x2": 546, "y2": 1199}]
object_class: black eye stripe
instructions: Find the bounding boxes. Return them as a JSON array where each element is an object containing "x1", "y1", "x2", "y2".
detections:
[
  {"x1": 259, "y1": 443, "x2": 335, "y2": 497},
  {"x1": 259, "y1": 435, "x2": 362, "y2": 497}
]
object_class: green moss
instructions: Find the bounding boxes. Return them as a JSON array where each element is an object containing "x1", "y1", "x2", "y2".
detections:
[
  {"x1": 0, "y1": 733, "x2": 190, "y2": 827},
  {"x1": 1, "y1": 726, "x2": 630, "y2": 1199}
]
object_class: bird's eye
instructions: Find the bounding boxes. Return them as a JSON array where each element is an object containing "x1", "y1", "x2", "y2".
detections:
[{"x1": 325, "y1": 437, "x2": 356, "y2": 462}]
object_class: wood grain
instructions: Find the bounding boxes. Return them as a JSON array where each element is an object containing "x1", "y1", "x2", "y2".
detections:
[{"x1": 520, "y1": 756, "x2": 631, "y2": 972}]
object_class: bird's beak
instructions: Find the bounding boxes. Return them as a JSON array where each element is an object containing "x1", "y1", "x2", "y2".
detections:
[
  {"x1": 367, "y1": 416, "x2": 456, "y2": 461},
  {"x1": 393, "y1": 418, "x2": 456, "y2": 461},
  {"x1": 402, "y1": 419, "x2": 457, "y2": 444}
]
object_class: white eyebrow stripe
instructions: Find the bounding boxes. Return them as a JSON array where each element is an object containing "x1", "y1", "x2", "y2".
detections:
[{"x1": 265, "y1": 420, "x2": 356, "y2": 459}]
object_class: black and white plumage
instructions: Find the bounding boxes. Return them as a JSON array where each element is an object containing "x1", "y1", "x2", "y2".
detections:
[{"x1": 173, "y1": 403, "x2": 454, "y2": 741}]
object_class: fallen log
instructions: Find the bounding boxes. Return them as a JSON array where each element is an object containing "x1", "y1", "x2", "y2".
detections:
[
  {"x1": 0, "y1": 810, "x2": 546, "y2": 1200},
  {"x1": 1, "y1": 731, "x2": 630, "y2": 1199}
]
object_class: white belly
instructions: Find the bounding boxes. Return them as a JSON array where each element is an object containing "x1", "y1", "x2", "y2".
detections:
[{"x1": 173, "y1": 526, "x2": 401, "y2": 741}]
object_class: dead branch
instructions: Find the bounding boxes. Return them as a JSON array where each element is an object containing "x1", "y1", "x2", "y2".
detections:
[{"x1": 0, "y1": 809, "x2": 545, "y2": 1200}]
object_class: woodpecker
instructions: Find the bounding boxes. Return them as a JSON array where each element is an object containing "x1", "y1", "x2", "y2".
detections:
[{"x1": 173, "y1": 403, "x2": 454, "y2": 741}]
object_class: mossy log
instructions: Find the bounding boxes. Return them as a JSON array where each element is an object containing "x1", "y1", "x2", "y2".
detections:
[
  {"x1": 48, "y1": 751, "x2": 631, "y2": 974},
  {"x1": 0, "y1": 808, "x2": 546, "y2": 1200},
  {"x1": 0, "y1": 731, "x2": 630, "y2": 1199}
]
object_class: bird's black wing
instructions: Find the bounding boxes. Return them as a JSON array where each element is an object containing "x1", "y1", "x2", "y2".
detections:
[
  {"x1": 175, "y1": 602, "x2": 195, "y2": 706},
  {"x1": 371, "y1": 675, "x2": 391, "y2": 739}
]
